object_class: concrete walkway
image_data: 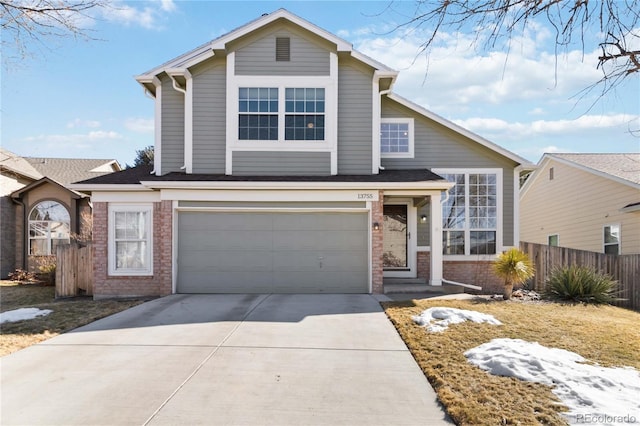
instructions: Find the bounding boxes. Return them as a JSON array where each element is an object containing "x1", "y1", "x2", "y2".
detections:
[{"x1": 1, "y1": 294, "x2": 452, "y2": 425}]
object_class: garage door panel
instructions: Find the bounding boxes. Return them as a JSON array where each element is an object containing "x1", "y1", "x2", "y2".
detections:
[
  {"x1": 273, "y1": 230, "x2": 367, "y2": 251},
  {"x1": 179, "y1": 251, "x2": 272, "y2": 271},
  {"x1": 272, "y1": 251, "x2": 368, "y2": 272},
  {"x1": 179, "y1": 271, "x2": 272, "y2": 293},
  {"x1": 178, "y1": 211, "x2": 368, "y2": 293}
]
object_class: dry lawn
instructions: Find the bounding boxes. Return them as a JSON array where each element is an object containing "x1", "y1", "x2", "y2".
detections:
[
  {"x1": 383, "y1": 298, "x2": 640, "y2": 425},
  {"x1": 0, "y1": 281, "x2": 144, "y2": 356}
]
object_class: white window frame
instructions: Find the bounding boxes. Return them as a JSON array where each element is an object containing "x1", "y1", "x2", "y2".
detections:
[
  {"x1": 28, "y1": 201, "x2": 71, "y2": 256},
  {"x1": 380, "y1": 118, "x2": 414, "y2": 159},
  {"x1": 108, "y1": 204, "x2": 153, "y2": 276},
  {"x1": 603, "y1": 224, "x2": 620, "y2": 255},
  {"x1": 225, "y1": 51, "x2": 339, "y2": 175},
  {"x1": 433, "y1": 168, "x2": 503, "y2": 260},
  {"x1": 548, "y1": 234, "x2": 559, "y2": 247}
]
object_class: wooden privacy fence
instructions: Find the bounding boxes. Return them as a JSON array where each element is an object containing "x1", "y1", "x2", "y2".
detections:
[
  {"x1": 520, "y1": 242, "x2": 640, "y2": 311},
  {"x1": 56, "y1": 243, "x2": 93, "y2": 297}
]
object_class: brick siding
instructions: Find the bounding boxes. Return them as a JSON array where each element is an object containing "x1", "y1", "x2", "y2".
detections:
[
  {"x1": 92, "y1": 201, "x2": 173, "y2": 299},
  {"x1": 443, "y1": 260, "x2": 504, "y2": 294},
  {"x1": 371, "y1": 190, "x2": 384, "y2": 293}
]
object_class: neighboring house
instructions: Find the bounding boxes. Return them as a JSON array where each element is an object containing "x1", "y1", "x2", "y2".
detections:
[
  {"x1": 71, "y1": 9, "x2": 534, "y2": 299},
  {"x1": 520, "y1": 153, "x2": 640, "y2": 255},
  {"x1": 0, "y1": 148, "x2": 121, "y2": 277}
]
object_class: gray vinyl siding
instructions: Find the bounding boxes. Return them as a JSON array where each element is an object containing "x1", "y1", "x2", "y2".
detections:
[
  {"x1": 235, "y1": 27, "x2": 330, "y2": 76},
  {"x1": 232, "y1": 151, "x2": 331, "y2": 176},
  {"x1": 191, "y1": 59, "x2": 226, "y2": 174},
  {"x1": 381, "y1": 97, "x2": 517, "y2": 246},
  {"x1": 338, "y1": 60, "x2": 373, "y2": 174},
  {"x1": 160, "y1": 74, "x2": 184, "y2": 174}
]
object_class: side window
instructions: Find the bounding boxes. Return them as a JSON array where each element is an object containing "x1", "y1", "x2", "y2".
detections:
[
  {"x1": 109, "y1": 205, "x2": 153, "y2": 275},
  {"x1": 29, "y1": 201, "x2": 70, "y2": 255},
  {"x1": 603, "y1": 225, "x2": 620, "y2": 255},
  {"x1": 548, "y1": 234, "x2": 559, "y2": 247},
  {"x1": 380, "y1": 118, "x2": 414, "y2": 158}
]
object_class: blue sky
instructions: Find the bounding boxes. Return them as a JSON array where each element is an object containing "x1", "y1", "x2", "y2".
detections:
[{"x1": 2, "y1": 0, "x2": 639, "y2": 167}]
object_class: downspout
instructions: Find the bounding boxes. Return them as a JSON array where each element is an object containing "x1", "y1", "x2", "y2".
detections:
[
  {"x1": 167, "y1": 72, "x2": 192, "y2": 173},
  {"x1": 377, "y1": 87, "x2": 394, "y2": 172}
]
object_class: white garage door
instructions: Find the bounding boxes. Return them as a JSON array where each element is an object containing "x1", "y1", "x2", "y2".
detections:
[{"x1": 177, "y1": 211, "x2": 369, "y2": 293}]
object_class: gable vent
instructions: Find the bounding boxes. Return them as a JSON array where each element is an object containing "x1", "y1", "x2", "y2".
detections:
[{"x1": 276, "y1": 37, "x2": 290, "y2": 62}]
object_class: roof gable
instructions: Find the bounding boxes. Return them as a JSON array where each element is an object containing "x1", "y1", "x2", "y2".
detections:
[
  {"x1": 386, "y1": 94, "x2": 535, "y2": 167},
  {"x1": 520, "y1": 153, "x2": 640, "y2": 198},
  {"x1": 548, "y1": 153, "x2": 640, "y2": 186},
  {"x1": 136, "y1": 9, "x2": 397, "y2": 83},
  {"x1": 10, "y1": 177, "x2": 85, "y2": 199}
]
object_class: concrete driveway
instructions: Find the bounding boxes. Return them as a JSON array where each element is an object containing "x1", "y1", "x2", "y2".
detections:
[{"x1": 1, "y1": 294, "x2": 451, "y2": 425}]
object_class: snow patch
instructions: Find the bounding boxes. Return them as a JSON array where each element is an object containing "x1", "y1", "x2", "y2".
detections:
[
  {"x1": 0, "y1": 308, "x2": 53, "y2": 324},
  {"x1": 465, "y1": 338, "x2": 640, "y2": 425},
  {"x1": 412, "y1": 307, "x2": 502, "y2": 332}
]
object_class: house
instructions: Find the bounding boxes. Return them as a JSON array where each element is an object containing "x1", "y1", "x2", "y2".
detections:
[
  {"x1": 71, "y1": 9, "x2": 534, "y2": 298},
  {"x1": 520, "y1": 153, "x2": 640, "y2": 255},
  {"x1": 0, "y1": 148, "x2": 121, "y2": 277}
]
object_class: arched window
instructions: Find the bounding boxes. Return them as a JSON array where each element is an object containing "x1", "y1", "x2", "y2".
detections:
[{"x1": 29, "y1": 201, "x2": 71, "y2": 255}]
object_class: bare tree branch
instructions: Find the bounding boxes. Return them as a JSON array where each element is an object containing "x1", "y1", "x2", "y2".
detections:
[
  {"x1": 392, "y1": 0, "x2": 640, "y2": 98},
  {"x1": 0, "y1": 0, "x2": 107, "y2": 60}
]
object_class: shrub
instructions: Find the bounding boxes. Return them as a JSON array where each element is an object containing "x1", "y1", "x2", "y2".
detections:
[
  {"x1": 545, "y1": 266, "x2": 620, "y2": 304},
  {"x1": 492, "y1": 248, "x2": 535, "y2": 300},
  {"x1": 36, "y1": 257, "x2": 57, "y2": 286},
  {"x1": 7, "y1": 269, "x2": 37, "y2": 283}
]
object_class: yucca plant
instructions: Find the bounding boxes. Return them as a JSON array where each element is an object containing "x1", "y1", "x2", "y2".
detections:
[
  {"x1": 545, "y1": 266, "x2": 620, "y2": 304},
  {"x1": 492, "y1": 248, "x2": 535, "y2": 300}
]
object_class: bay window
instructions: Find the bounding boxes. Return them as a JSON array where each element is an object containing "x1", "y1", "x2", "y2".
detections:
[
  {"x1": 108, "y1": 204, "x2": 153, "y2": 276},
  {"x1": 437, "y1": 170, "x2": 502, "y2": 256}
]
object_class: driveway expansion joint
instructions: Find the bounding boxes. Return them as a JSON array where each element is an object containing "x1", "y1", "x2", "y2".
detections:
[{"x1": 141, "y1": 294, "x2": 272, "y2": 426}]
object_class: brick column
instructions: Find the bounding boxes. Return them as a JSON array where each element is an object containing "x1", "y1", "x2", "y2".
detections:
[
  {"x1": 371, "y1": 190, "x2": 384, "y2": 294},
  {"x1": 92, "y1": 201, "x2": 108, "y2": 296}
]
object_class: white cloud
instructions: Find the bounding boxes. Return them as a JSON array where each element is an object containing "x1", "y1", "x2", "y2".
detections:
[
  {"x1": 124, "y1": 117, "x2": 154, "y2": 134},
  {"x1": 351, "y1": 26, "x2": 604, "y2": 110},
  {"x1": 100, "y1": 0, "x2": 177, "y2": 30},
  {"x1": 24, "y1": 130, "x2": 123, "y2": 145},
  {"x1": 160, "y1": 0, "x2": 176, "y2": 12},
  {"x1": 66, "y1": 118, "x2": 101, "y2": 129},
  {"x1": 453, "y1": 113, "x2": 639, "y2": 139}
]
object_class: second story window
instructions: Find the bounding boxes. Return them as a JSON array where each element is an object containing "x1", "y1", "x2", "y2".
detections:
[
  {"x1": 238, "y1": 88, "x2": 278, "y2": 140},
  {"x1": 380, "y1": 118, "x2": 414, "y2": 158},
  {"x1": 285, "y1": 88, "x2": 325, "y2": 140},
  {"x1": 238, "y1": 86, "x2": 326, "y2": 142}
]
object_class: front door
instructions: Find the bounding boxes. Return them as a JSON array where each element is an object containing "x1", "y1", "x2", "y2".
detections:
[{"x1": 383, "y1": 204, "x2": 413, "y2": 276}]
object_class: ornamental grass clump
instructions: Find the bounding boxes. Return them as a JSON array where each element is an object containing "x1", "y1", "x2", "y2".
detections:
[
  {"x1": 493, "y1": 248, "x2": 535, "y2": 300},
  {"x1": 545, "y1": 266, "x2": 620, "y2": 305}
]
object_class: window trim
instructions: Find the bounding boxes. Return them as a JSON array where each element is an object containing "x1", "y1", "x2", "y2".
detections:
[
  {"x1": 433, "y1": 168, "x2": 503, "y2": 259},
  {"x1": 108, "y1": 204, "x2": 153, "y2": 276},
  {"x1": 229, "y1": 75, "x2": 336, "y2": 150},
  {"x1": 380, "y1": 118, "x2": 414, "y2": 159},
  {"x1": 603, "y1": 224, "x2": 620, "y2": 255},
  {"x1": 548, "y1": 234, "x2": 559, "y2": 247},
  {"x1": 28, "y1": 200, "x2": 71, "y2": 256}
]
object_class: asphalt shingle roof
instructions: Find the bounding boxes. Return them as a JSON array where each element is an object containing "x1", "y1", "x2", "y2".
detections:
[
  {"x1": 24, "y1": 157, "x2": 119, "y2": 186},
  {"x1": 550, "y1": 153, "x2": 640, "y2": 185},
  {"x1": 76, "y1": 165, "x2": 445, "y2": 185},
  {"x1": 0, "y1": 148, "x2": 43, "y2": 180}
]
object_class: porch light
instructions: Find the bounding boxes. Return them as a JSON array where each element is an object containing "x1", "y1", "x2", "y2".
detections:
[
  {"x1": 420, "y1": 215, "x2": 427, "y2": 223},
  {"x1": 373, "y1": 222, "x2": 380, "y2": 231}
]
